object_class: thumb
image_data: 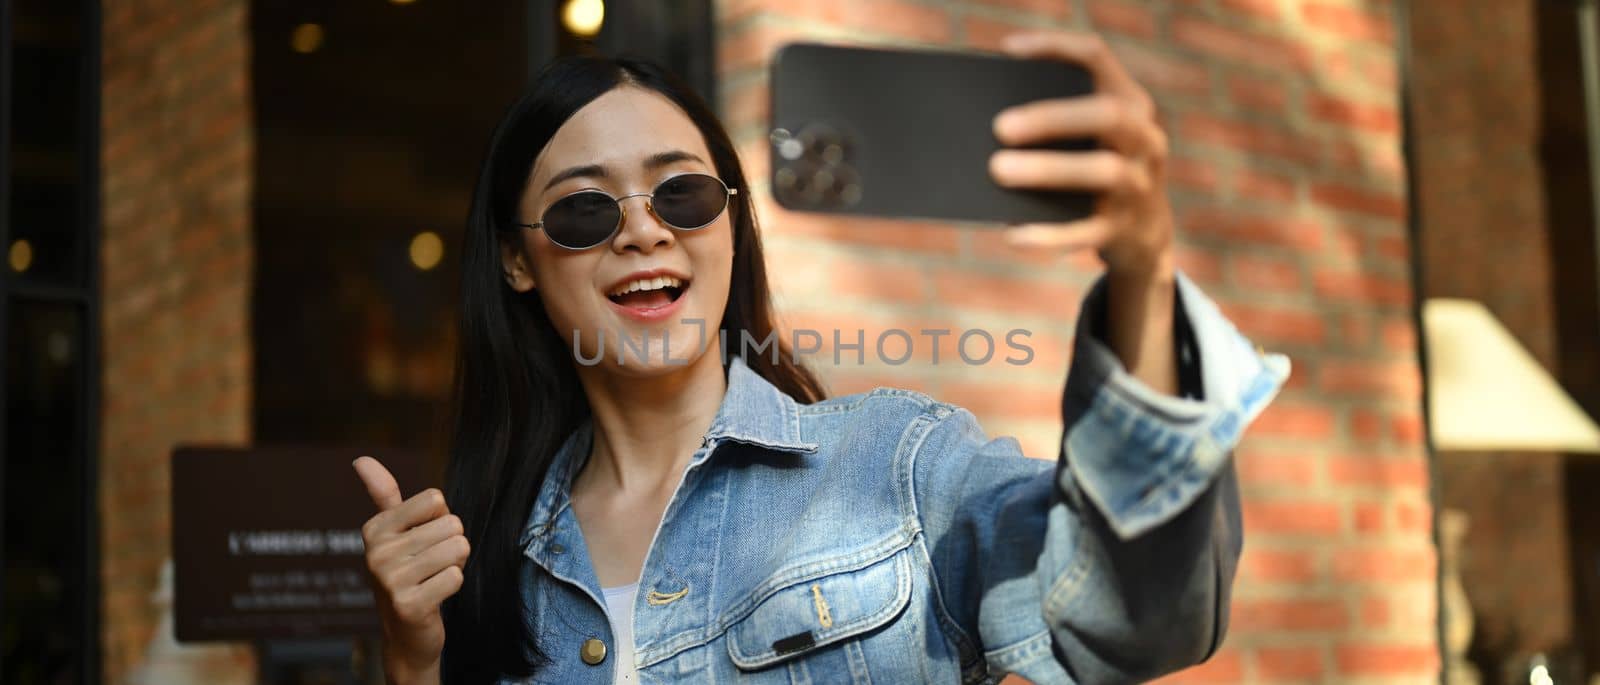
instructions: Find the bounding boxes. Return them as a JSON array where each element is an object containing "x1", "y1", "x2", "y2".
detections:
[{"x1": 352, "y1": 455, "x2": 404, "y2": 511}]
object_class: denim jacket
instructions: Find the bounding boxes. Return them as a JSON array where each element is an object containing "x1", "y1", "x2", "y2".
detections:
[{"x1": 507, "y1": 271, "x2": 1290, "y2": 684}]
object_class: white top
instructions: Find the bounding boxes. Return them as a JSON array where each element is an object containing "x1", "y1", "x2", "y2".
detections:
[{"x1": 600, "y1": 583, "x2": 639, "y2": 684}]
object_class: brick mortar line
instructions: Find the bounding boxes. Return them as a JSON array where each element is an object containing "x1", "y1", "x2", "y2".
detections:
[
  {"x1": 777, "y1": 292, "x2": 1081, "y2": 338},
  {"x1": 762, "y1": 231, "x2": 1103, "y2": 285}
]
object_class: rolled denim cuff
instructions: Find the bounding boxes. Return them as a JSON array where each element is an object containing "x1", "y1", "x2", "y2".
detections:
[{"x1": 1058, "y1": 269, "x2": 1290, "y2": 540}]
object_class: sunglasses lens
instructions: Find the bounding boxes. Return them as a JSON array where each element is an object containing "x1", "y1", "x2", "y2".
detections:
[
  {"x1": 652, "y1": 174, "x2": 728, "y2": 229},
  {"x1": 543, "y1": 191, "x2": 621, "y2": 248}
]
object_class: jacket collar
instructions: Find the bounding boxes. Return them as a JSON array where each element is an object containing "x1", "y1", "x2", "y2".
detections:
[
  {"x1": 518, "y1": 355, "x2": 818, "y2": 547},
  {"x1": 703, "y1": 354, "x2": 818, "y2": 453}
]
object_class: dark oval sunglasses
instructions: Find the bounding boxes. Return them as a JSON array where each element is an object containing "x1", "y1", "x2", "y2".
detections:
[{"x1": 516, "y1": 173, "x2": 738, "y2": 250}]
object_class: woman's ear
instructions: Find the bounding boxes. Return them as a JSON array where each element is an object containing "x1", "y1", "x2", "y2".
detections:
[{"x1": 500, "y1": 240, "x2": 537, "y2": 292}]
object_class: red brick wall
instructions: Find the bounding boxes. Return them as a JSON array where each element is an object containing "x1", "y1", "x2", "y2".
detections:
[
  {"x1": 100, "y1": 0, "x2": 256, "y2": 682},
  {"x1": 716, "y1": 0, "x2": 1436, "y2": 682}
]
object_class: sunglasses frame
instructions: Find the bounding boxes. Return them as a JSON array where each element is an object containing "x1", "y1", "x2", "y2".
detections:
[{"x1": 516, "y1": 172, "x2": 739, "y2": 251}]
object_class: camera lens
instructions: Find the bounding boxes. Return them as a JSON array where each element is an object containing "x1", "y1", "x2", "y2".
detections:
[
  {"x1": 822, "y1": 142, "x2": 845, "y2": 165},
  {"x1": 813, "y1": 169, "x2": 834, "y2": 192},
  {"x1": 831, "y1": 166, "x2": 861, "y2": 206},
  {"x1": 841, "y1": 182, "x2": 862, "y2": 206}
]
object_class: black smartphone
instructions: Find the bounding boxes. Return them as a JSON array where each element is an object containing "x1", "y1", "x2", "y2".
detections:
[{"x1": 767, "y1": 42, "x2": 1097, "y2": 225}]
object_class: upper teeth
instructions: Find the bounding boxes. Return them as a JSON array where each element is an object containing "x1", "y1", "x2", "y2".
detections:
[{"x1": 610, "y1": 275, "x2": 683, "y2": 296}]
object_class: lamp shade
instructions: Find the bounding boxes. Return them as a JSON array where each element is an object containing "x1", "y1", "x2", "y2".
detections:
[{"x1": 1423, "y1": 298, "x2": 1600, "y2": 453}]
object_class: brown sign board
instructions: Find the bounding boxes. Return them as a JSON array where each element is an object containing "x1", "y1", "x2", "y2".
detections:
[{"x1": 171, "y1": 445, "x2": 429, "y2": 642}]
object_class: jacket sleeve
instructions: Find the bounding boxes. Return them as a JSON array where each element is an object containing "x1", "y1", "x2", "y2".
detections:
[{"x1": 910, "y1": 270, "x2": 1290, "y2": 684}]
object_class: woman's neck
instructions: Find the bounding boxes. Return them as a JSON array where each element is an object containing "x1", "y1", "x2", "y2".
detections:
[{"x1": 572, "y1": 347, "x2": 728, "y2": 496}]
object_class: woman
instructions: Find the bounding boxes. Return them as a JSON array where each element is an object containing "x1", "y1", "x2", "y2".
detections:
[{"x1": 353, "y1": 29, "x2": 1288, "y2": 685}]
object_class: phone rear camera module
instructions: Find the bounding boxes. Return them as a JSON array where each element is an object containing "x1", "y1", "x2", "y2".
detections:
[{"x1": 776, "y1": 123, "x2": 860, "y2": 210}]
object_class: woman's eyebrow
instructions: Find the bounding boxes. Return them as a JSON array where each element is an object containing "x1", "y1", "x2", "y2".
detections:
[
  {"x1": 543, "y1": 164, "x2": 606, "y2": 192},
  {"x1": 643, "y1": 149, "x2": 705, "y2": 169},
  {"x1": 540, "y1": 151, "x2": 705, "y2": 194}
]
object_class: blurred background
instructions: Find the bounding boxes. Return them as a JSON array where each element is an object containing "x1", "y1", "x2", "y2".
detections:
[{"x1": 4, "y1": 0, "x2": 1600, "y2": 683}]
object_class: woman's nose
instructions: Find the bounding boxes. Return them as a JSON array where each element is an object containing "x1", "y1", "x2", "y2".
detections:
[{"x1": 610, "y1": 193, "x2": 674, "y2": 253}]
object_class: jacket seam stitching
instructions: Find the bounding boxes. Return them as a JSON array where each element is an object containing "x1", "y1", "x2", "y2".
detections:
[
  {"x1": 1041, "y1": 507, "x2": 1093, "y2": 621},
  {"x1": 797, "y1": 386, "x2": 939, "y2": 416},
  {"x1": 982, "y1": 629, "x2": 1054, "y2": 668},
  {"x1": 905, "y1": 406, "x2": 987, "y2": 679}
]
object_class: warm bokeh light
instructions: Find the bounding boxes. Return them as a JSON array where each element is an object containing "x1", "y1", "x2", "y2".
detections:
[
  {"x1": 409, "y1": 231, "x2": 443, "y2": 271},
  {"x1": 290, "y1": 23, "x2": 324, "y2": 54},
  {"x1": 389, "y1": 0, "x2": 416, "y2": 4},
  {"x1": 8, "y1": 239, "x2": 32, "y2": 273},
  {"x1": 562, "y1": 0, "x2": 604, "y2": 38}
]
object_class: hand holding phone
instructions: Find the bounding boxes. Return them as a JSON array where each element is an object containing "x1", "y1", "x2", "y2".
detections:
[
  {"x1": 985, "y1": 32, "x2": 1175, "y2": 274},
  {"x1": 769, "y1": 32, "x2": 1176, "y2": 275},
  {"x1": 772, "y1": 31, "x2": 1184, "y2": 397},
  {"x1": 769, "y1": 41, "x2": 1097, "y2": 225}
]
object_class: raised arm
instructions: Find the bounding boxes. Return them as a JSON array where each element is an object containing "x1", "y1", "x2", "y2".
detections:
[
  {"x1": 909, "y1": 27, "x2": 1294, "y2": 683},
  {"x1": 912, "y1": 270, "x2": 1289, "y2": 684},
  {"x1": 987, "y1": 30, "x2": 1184, "y2": 397}
]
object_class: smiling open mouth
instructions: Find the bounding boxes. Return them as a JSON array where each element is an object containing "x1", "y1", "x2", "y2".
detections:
[{"x1": 606, "y1": 276, "x2": 688, "y2": 310}]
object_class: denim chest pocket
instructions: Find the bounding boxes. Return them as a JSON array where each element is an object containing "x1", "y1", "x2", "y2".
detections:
[{"x1": 726, "y1": 545, "x2": 913, "y2": 682}]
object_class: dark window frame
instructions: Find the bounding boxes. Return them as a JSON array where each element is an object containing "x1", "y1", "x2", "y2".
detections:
[{"x1": 0, "y1": 0, "x2": 103, "y2": 682}]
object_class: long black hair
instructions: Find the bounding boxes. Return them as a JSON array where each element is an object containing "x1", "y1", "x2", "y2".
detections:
[{"x1": 440, "y1": 55, "x2": 826, "y2": 683}]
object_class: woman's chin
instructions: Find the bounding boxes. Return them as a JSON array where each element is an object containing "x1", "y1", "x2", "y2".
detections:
[
  {"x1": 563, "y1": 302, "x2": 725, "y2": 375},
  {"x1": 573, "y1": 338, "x2": 716, "y2": 376}
]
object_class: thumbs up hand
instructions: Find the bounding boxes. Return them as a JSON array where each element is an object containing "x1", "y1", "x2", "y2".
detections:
[{"x1": 354, "y1": 456, "x2": 468, "y2": 685}]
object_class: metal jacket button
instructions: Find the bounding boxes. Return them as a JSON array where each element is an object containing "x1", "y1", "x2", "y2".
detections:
[{"x1": 580, "y1": 637, "x2": 607, "y2": 665}]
